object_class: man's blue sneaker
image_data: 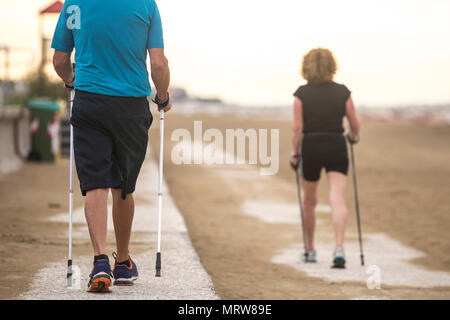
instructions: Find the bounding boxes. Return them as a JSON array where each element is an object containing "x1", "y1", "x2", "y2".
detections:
[
  {"x1": 87, "y1": 258, "x2": 112, "y2": 293},
  {"x1": 112, "y1": 253, "x2": 139, "y2": 286}
]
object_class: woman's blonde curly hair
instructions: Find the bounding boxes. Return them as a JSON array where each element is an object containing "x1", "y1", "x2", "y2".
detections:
[{"x1": 301, "y1": 48, "x2": 337, "y2": 84}]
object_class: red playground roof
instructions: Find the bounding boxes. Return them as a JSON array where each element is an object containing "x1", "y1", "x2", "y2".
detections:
[{"x1": 39, "y1": 1, "x2": 64, "y2": 14}]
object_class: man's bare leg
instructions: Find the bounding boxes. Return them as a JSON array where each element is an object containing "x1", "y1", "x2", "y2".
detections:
[
  {"x1": 85, "y1": 188, "x2": 109, "y2": 256},
  {"x1": 111, "y1": 189, "x2": 135, "y2": 262}
]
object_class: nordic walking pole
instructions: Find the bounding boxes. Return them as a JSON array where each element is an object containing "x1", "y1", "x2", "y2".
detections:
[
  {"x1": 155, "y1": 109, "x2": 164, "y2": 277},
  {"x1": 295, "y1": 162, "x2": 308, "y2": 261},
  {"x1": 350, "y1": 143, "x2": 365, "y2": 266},
  {"x1": 67, "y1": 88, "x2": 75, "y2": 287}
]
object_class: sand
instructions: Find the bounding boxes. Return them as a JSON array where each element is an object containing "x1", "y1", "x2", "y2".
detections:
[
  {"x1": 1, "y1": 107, "x2": 449, "y2": 299},
  {"x1": 149, "y1": 110, "x2": 450, "y2": 299}
]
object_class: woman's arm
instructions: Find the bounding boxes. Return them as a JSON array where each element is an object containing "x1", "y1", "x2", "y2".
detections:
[
  {"x1": 345, "y1": 96, "x2": 360, "y2": 142},
  {"x1": 292, "y1": 97, "x2": 303, "y2": 154}
]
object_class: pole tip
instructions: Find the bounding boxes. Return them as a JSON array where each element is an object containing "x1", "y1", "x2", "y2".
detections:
[{"x1": 155, "y1": 252, "x2": 161, "y2": 277}]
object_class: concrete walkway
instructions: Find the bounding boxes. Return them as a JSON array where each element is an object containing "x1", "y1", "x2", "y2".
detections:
[
  {"x1": 21, "y1": 156, "x2": 218, "y2": 300},
  {"x1": 215, "y1": 164, "x2": 450, "y2": 298}
]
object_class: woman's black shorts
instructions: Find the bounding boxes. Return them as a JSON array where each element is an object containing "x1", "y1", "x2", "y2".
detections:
[
  {"x1": 301, "y1": 132, "x2": 349, "y2": 182},
  {"x1": 70, "y1": 90, "x2": 153, "y2": 199}
]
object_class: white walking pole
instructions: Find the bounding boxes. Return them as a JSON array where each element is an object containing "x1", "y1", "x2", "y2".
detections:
[
  {"x1": 155, "y1": 109, "x2": 164, "y2": 277},
  {"x1": 67, "y1": 89, "x2": 75, "y2": 287}
]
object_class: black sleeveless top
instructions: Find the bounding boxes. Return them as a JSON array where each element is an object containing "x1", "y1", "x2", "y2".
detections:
[{"x1": 293, "y1": 82, "x2": 351, "y2": 134}]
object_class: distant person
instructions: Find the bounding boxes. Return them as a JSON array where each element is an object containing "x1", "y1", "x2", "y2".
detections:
[
  {"x1": 52, "y1": 0, "x2": 172, "y2": 292},
  {"x1": 290, "y1": 48, "x2": 360, "y2": 268}
]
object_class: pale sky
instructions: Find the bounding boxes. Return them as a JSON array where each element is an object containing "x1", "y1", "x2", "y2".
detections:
[{"x1": 1, "y1": 0, "x2": 450, "y2": 107}]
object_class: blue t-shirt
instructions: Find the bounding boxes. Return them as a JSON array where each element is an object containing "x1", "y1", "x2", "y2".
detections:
[{"x1": 51, "y1": 0, "x2": 164, "y2": 97}]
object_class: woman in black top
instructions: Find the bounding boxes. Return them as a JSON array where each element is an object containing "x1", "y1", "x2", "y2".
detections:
[{"x1": 290, "y1": 48, "x2": 360, "y2": 268}]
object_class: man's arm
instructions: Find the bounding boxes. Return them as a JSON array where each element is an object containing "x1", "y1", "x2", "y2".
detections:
[
  {"x1": 149, "y1": 48, "x2": 171, "y2": 112},
  {"x1": 53, "y1": 50, "x2": 74, "y2": 87}
]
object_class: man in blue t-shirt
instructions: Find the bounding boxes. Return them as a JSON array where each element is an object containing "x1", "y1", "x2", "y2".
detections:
[{"x1": 52, "y1": 0, "x2": 171, "y2": 293}]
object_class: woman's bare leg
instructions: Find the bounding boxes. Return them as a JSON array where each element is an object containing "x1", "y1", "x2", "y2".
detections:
[
  {"x1": 301, "y1": 179, "x2": 319, "y2": 251},
  {"x1": 327, "y1": 172, "x2": 348, "y2": 247}
]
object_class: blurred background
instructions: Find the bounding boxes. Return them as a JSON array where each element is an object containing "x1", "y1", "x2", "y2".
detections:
[
  {"x1": 2, "y1": 0, "x2": 450, "y2": 107},
  {"x1": 1, "y1": 0, "x2": 449, "y2": 170}
]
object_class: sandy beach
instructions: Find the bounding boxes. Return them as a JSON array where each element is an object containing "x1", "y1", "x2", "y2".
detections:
[
  {"x1": 1, "y1": 106, "x2": 449, "y2": 299},
  {"x1": 150, "y1": 108, "x2": 450, "y2": 299}
]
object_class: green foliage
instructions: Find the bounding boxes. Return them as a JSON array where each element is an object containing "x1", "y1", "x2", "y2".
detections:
[
  {"x1": 26, "y1": 71, "x2": 67, "y2": 101},
  {"x1": 6, "y1": 70, "x2": 67, "y2": 106}
]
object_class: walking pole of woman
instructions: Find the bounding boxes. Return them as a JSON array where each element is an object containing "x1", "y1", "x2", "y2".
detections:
[
  {"x1": 295, "y1": 161, "x2": 308, "y2": 261},
  {"x1": 349, "y1": 142, "x2": 365, "y2": 266},
  {"x1": 155, "y1": 109, "x2": 165, "y2": 277},
  {"x1": 67, "y1": 88, "x2": 75, "y2": 287}
]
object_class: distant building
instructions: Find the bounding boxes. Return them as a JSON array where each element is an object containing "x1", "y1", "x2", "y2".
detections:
[
  {"x1": 155, "y1": 86, "x2": 223, "y2": 104},
  {"x1": 170, "y1": 87, "x2": 188, "y2": 101},
  {"x1": 193, "y1": 97, "x2": 223, "y2": 104}
]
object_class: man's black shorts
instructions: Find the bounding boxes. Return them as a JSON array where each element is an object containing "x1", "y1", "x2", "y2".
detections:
[
  {"x1": 71, "y1": 90, "x2": 153, "y2": 199},
  {"x1": 301, "y1": 132, "x2": 349, "y2": 182}
]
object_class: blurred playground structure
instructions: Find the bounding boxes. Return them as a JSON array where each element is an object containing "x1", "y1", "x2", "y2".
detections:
[{"x1": 0, "y1": 1, "x2": 67, "y2": 173}]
